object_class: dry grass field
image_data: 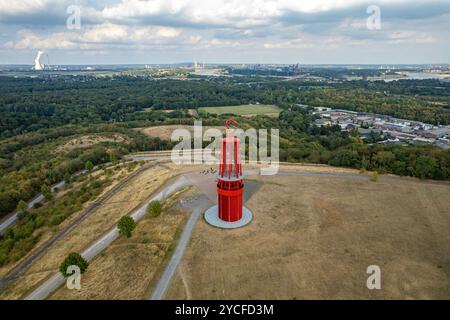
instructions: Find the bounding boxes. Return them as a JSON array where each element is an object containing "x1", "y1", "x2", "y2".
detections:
[
  {"x1": 2, "y1": 162, "x2": 448, "y2": 300},
  {"x1": 50, "y1": 186, "x2": 201, "y2": 299},
  {"x1": 165, "y1": 167, "x2": 450, "y2": 299},
  {"x1": 0, "y1": 163, "x2": 140, "y2": 278},
  {"x1": 0, "y1": 162, "x2": 181, "y2": 299}
]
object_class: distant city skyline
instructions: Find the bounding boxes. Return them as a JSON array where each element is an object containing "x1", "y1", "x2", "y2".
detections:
[{"x1": 1, "y1": 0, "x2": 450, "y2": 65}]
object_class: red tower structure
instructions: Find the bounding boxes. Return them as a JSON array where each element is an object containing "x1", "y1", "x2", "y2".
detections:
[
  {"x1": 217, "y1": 119, "x2": 244, "y2": 222},
  {"x1": 204, "y1": 119, "x2": 252, "y2": 229}
]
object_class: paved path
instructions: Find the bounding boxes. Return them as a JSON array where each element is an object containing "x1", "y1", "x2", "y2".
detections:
[
  {"x1": 149, "y1": 196, "x2": 212, "y2": 300},
  {"x1": 127, "y1": 150, "x2": 206, "y2": 162},
  {"x1": 24, "y1": 175, "x2": 192, "y2": 300}
]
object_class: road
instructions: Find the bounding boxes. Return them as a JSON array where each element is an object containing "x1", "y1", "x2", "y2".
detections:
[
  {"x1": 127, "y1": 149, "x2": 207, "y2": 162},
  {"x1": 24, "y1": 175, "x2": 192, "y2": 300},
  {"x1": 149, "y1": 196, "x2": 212, "y2": 300}
]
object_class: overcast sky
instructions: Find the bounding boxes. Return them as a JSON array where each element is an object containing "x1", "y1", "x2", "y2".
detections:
[{"x1": 1, "y1": 0, "x2": 449, "y2": 65}]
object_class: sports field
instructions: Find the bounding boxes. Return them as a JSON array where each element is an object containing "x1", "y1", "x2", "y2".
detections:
[{"x1": 198, "y1": 104, "x2": 281, "y2": 116}]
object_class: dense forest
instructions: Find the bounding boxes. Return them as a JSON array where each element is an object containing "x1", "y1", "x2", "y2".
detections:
[
  {"x1": 0, "y1": 125, "x2": 170, "y2": 216},
  {"x1": 1, "y1": 76, "x2": 449, "y2": 138},
  {"x1": 226, "y1": 66, "x2": 386, "y2": 78}
]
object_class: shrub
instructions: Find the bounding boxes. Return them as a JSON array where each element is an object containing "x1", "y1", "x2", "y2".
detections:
[
  {"x1": 41, "y1": 184, "x2": 52, "y2": 200},
  {"x1": 59, "y1": 252, "x2": 89, "y2": 277},
  {"x1": 89, "y1": 180, "x2": 102, "y2": 189},
  {"x1": 85, "y1": 160, "x2": 94, "y2": 172},
  {"x1": 64, "y1": 172, "x2": 71, "y2": 184},
  {"x1": 16, "y1": 199, "x2": 28, "y2": 212},
  {"x1": 117, "y1": 216, "x2": 136, "y2": 238},
  {"x1": 33, "y1": 202, "x2": 43, "y2": 209},
  {"x1": 147, "y1": 200, "x2": 162, "y2": 217},
  {"x1": 16, "y1": 200, "x2": 28, "y2": 220},
  {"x1": 371, "y1": 171, "x2": 379, "y2": 182}
]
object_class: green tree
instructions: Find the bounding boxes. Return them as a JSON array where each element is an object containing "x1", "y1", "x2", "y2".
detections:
[
  {"x1": 117, "y1": 216, "x2": 136, "y2": 238},
  {"x1": 16, "y1": 200, "x2": 28, "y2": 220},
  {"x1": 415, "y1": 156, "x2": 436, "y2": 179},
  {"x1": 107, "y1": 148, "x2": 118, "y2": 163},
  {"x1": 328, "y1": 149, "x2": 360, "y2": 167},
  {"x1": 85, "y1": 160, "x2": 94, "y2": 173},
  {"x1": 147, "y1": 200, "x2": 162, "y2": 217},
  {"x1": 41, "y1": 184, "x2": 52, "y2": 200},
  {"x1": 63, "y1": 172, "x2": 71, "y2": 185},
  {"x1": 374, "y1": 151, "x2": 395, "y2": 168},
  {"x1": 59, "y1": 252, "x2": 89, "y2": 277},
  {"x1": 16, "y1": 199, "x2": 27, "y2": 212}
]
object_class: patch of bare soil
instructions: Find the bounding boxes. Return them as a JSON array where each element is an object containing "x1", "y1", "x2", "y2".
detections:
[{"x1": 55, "y1": 134, "x2": 129, "y2": 153}]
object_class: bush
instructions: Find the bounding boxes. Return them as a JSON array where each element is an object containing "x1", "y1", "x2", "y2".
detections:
[
  {"x1": 41, "y1": 184, "x2": 52, "y2": 200},
  {"x1": 64, "y1": 172, "x2": 71, "y2": 184},
  {"x1": 16, "y1": 200, "x2": 28, "y2": 220},
  {"x1": 147, "y1": 200, "x2": 162, "y2": 217},
  {"x1": 33, "y1": 202, "x2": 43, "y2": 209},
  {"x1": 371, "y1": 171, "x2": 379, "y2": 182},
  {"x1": 89, "y1": 180, "x2": 103, "y2": 189},
  {"x1": 16, "y1": 199, "x2": 27, "y2": 212},
  {"x1": 59, "y1": 252, "x2": 89, "y2": 277},
  {"x1": 117, "y1": 216, "x2": 136, "y2": 238},
  {"x1": 85, "y1": 160, "x2": 94, "y2": 172}
]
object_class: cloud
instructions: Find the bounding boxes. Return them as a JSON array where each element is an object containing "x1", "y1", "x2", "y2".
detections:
[
  {"x1": 2, "y1": 0, "x2": 450, "y2": 30},
  {"x1": 0, "y1": 0, "x2": 55, "y2": 15},
  {"x1": 387, "y1": 30, "x2": 436, "y2": 44},
  {"x1": 0, "y1": 0, "x2": 449, "y2": 63},
  {"x1": 0, "y1": 0, "x2": 74, "y2": 25},
  {"x1": 5, "y1": 23, "x2": 182, "y2": 50},
  {"x1": 98, "y1": 0, "x2": 280, "y2": 28},
  {"x1": 92, "y1": 0, "x2": 450, "y2": 29},
  {"x1": 5, "y1": 30, "x2": 77, "y2": 50}
]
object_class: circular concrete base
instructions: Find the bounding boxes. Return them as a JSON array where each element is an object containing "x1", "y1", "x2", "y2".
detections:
[{"x1": 204, "y1": 205, "x2": 253, "y2": 229}]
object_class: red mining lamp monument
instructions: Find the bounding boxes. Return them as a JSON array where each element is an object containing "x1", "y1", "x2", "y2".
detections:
[
  {"x1": 218, "y1": 120, "x2": 244, "y2": 222},
  {"x1": 204, "y1": 119, "x2": 253, "y2": 229}
]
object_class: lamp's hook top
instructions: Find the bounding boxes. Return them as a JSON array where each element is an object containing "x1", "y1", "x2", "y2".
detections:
[{"x1": 225, "y1": 118, "x2": 239, "y2": 130}]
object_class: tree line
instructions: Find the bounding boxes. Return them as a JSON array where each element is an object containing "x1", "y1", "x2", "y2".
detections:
[{"x1": 1, "y1": 76, "x2": 449, "y2": 138}]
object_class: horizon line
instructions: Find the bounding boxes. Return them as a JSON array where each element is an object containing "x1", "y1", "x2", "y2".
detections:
[{"x1": 1, "y1": 62, "x2": 450, "y2": 66}]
